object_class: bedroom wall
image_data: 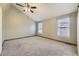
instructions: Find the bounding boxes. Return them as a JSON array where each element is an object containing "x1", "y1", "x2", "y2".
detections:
[
  {"x1": 0, "y1": 7, "x2": 2, "y2": 54},
  {"x1": 0, "y1": 4, "x2": 35, "y2": 40},
  {"x1": 38, "y1": 12, "x2": 77, "y2": 44},
  {"x1": 77, "y1": 7, "x2": 79, "y2": 54}
]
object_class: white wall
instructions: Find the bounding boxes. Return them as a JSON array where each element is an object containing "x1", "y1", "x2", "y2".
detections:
[
  {"x1": 77, "y1": 7, "x2": 79, "y2": 54},
  {"x1": 0, "y1": 7, "x2": 2, "y2": 54},
  {"x1": 1, "y1": 4, "x2": 35, "y2": 40},
  {"x1": 39, "y1": 12, "x2": 77, "y2": 44}
]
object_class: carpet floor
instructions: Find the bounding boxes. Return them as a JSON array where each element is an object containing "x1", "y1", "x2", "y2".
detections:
[{"x1": 1, "y1": 36, "x2": 78, "y2": 56}]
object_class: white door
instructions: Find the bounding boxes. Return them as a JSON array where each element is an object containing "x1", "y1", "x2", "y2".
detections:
[{"x1": 0, "y1": 7, "x2": 2, "y2": 54}]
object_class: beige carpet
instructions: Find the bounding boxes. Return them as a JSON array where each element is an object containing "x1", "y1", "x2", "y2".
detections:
[{"x1": 1, "y1": 36, "x2": 78, "y2": 56}]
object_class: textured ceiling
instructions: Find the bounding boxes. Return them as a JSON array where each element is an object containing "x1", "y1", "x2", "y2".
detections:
[{"x1": 13, "y1": 3, "x2": 78, "y2": 21}]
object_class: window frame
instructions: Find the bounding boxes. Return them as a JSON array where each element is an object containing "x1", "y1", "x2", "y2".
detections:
[
  {"x1": 38, "y1": 22, "x2": 43, "y2": 34},
  {"x1": 57, "y1": 16, "x2": 70, "y2": 38}
]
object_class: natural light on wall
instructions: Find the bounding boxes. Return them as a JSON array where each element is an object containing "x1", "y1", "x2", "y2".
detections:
[{"x1": 57, "y1": 16, "x2": 70, "y2": 38}]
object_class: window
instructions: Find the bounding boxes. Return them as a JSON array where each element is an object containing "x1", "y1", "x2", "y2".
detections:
[
  {"x1": 57, "y1": 16, "x2": 70, "y2": 37},
  {"x1": 38, "y1": 22, "x2": 43, "y2": 34}
]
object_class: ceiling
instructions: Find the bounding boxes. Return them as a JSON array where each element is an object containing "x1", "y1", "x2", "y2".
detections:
[{"x1": 13, "y1": 3, "x2": 78, "y2": 21}]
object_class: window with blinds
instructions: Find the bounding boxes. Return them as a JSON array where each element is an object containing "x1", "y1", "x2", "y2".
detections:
[{"x1": 57, "y1": 16, "x2": 70, "y2": 37}]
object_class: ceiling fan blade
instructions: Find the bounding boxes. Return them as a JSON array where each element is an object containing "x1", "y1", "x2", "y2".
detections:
[
  {"x1": 16, "y1": 3, "x2": 24, "y2": 7},
  {"x1": 31, "y1": 6, "x2": 36, "y2": 9},
  {"x1": 30, "y1": 10, "x2": 34, "y2": 13},
  {"x1": 25, "y1": 3, "x2": 26, "y2": 7},
  {"x1": 23, "y1": 10, "x2": 25, "y2": 12},
  {"x1": 27, "y1": 3, "x2": 29, "y2": 8}
]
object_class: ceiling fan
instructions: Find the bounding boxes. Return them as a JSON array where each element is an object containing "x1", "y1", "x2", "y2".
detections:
[{"x1": 16, "y1": 3, "x2": 37, "y2": 13}]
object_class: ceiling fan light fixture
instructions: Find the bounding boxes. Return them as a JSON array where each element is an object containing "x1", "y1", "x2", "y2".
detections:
[
  {"x1": 25, "y1": 7, "x2": 28, "y2": 12},
  {"x1": 28, "y1": 8, "x2": 30, "y2": 11},
  {"x1": 16, "y1": 3, "x2": 36, "y2": 13}
]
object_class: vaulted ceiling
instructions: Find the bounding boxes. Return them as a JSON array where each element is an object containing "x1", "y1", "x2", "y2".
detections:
[{"x1": 13, "y1": 3, "x2": 78, "y2": 21}]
